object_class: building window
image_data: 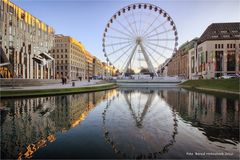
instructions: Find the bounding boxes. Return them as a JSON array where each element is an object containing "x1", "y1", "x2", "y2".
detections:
[
  {"x1": 220, "y1": 30, "x2": 228, "y2": 33},
  {"x1": 227, "y1": 44, "x2": 229, "y2": 48},
  {"x1": 65, "y1": 49, "x2": 67, "y2": 52},
  {"x1": 233, "y1": 44, "x2": 236, "y2": 48},
  {"x1": 61, "y1": 49, "x2": 63, "y2": 52},
  {"x1": 57, "y1": 49, "x2": 59, "y2": 52},
  {"x1": 206, "y1": 51, "x2": 208, "y2": 63},
  {"x1": 215, "y1": 44, "x2": 217, "y2": 49},
  {"x1": 221, "y1": 44, "x2": 223, "y2": 48},
  {"x1": 218, "y1": 44, "x2": 220, "y2": 49},
  {"x1": 227, "y1": 51, "x2": 236, "y2": 71},
  {"x1": 61, "y1": 55, "x2": 63, "y2": 58},
  {"x1": 65, "y1": 55, "x2": 67, "y2": 58},
  {"x1": 223, "y1": 35, "x2": 230, "y2": 38},
  {"x1": 215, "y1": 51, "x2": 224, "y2": 72},
  {"x1": 65, "y1": 66, "x2": 68, "y2": 70},
  {"x1": 57, "y1": 55, "x2": 59, "y2": 58}
]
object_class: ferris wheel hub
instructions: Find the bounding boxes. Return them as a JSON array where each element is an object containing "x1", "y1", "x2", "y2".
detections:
[{"x1": 135, "y1": 37, "x2": 142, "y2": 44}]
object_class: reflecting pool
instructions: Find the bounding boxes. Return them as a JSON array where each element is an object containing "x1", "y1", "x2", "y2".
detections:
[{"x1": 0, "y1": 88, "x2": 239, "y2": 159}]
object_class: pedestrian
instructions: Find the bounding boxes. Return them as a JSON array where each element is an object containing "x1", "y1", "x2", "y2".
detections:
[
  {"x1": 64, "y1": 77, "x2": 67, "y2": 84},
  {"x1": 62, "y1": 76, "x2": 64, "y2": 85}
]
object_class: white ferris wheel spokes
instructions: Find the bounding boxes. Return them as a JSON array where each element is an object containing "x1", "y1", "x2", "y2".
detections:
[{"x1": 102, "y1": 3, "x2": 178, "y2": 76}]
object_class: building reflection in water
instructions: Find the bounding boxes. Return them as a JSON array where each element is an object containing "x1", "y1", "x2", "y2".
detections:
[
  {"x1": 163, "y1": 89, "x2": 239, "y2": 144},
  {"x1": 160, "y1": 89, "x2": 239, "y2": 144},
  {"x1": 0, "y1": 90, "x2": 116, "y2": 159}
]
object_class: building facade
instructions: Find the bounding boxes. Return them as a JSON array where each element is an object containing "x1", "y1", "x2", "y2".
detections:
[
  {"x1": 159, "y1": 58, "x2": 170, "y2": 76},
  {"x1": 166, "y1": 53, "x2": 180, "y2": 77},
  {"x1": 84, "y1": 50, "x2": 93, "y2": 79},
  {"x1": 0, "y1": 0, "x2": 55, "y2": 79},
  {"x1": 166, "y1": 39, "x2": 197, "y2": 78},
  {"x1": 93, "y1": 56, "x2": 104, "y2": 77},
  {"x1": 189, "y1": 23, "x2": 240, "y2": 79},
  {"x1": 50, "y1": 34, "x2": 86, "y2": 80}
]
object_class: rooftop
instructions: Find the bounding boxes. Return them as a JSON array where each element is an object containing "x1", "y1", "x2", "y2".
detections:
[{"x1": 198, "y1": 22, "x2": 240, "y2": 44}]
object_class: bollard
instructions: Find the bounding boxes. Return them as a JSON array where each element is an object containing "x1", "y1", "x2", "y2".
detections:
[{"x1": 72, "y1": 81, "x2": 75, "y2": 87}]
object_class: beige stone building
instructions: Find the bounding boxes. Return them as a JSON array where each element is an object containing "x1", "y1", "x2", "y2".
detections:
[
  {"x1": 109, "y1": 65, "x2": 116, "y2": 76},
  {"x1": 102, "y1": 62, "x2": 111, "y2": 77},
  {"x1": 0, "y1": 0, "x2": 55, "y2": 79},
  {"x1": 101, "y1": 62, "x2": 116, "y2": 77},
  {"x1": 50, "y1": 34, "x2": 86, "y2": 80},
  {"x1": 84, "y1": 50, "x2": 93, "y2": 79},
  {"x1": 189, "y1": 23, "x2": 240, "y2": 79},
  {"x1": 93, "y1": 56, "x2": 104, "y2": 78}
]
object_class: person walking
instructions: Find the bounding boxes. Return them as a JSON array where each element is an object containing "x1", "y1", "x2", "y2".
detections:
[
  {"x1": 61, "y1": 76, "x2": 64, "y2": 85},
  {"x1": 64, "y1": 77, "x2": 66, "y2": 85}
]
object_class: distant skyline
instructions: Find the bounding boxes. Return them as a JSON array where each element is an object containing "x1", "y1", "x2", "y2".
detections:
[{"x1": 12, "y1": 0, "x2": 240, "y2": 63}]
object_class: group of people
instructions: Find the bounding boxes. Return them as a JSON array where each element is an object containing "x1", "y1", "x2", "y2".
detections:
[{"x1": 61, "y1": 76, "x2": 67, "y2": 85}]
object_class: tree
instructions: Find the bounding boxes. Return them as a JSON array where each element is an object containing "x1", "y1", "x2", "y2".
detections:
[
  {"x1": 126, "y1": 68, "x2": 135, "y2": 74},
  {"x1": 140, "y1": 68, "x2": 149, "y2": 74},
  {"x1": 125, "y1": 68, "x2": 135, "y2": 76}
]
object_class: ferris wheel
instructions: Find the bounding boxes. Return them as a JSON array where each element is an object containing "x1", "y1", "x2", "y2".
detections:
[{"x1": 102, "y1": 3, "x2": 178, "y2": 76}]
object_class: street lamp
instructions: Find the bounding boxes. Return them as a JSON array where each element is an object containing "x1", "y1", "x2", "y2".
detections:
[{"x1": 11, "y1": 48, "x2": 15, "y2": 89}]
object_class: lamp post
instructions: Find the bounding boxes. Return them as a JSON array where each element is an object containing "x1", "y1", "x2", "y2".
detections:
[{"x1": 11, "y1": 48, "x2": 15, "y2": 89}]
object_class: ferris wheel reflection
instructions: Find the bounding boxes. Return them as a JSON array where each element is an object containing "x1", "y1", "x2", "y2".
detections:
[
  {"x1": 123, "y1": 89, "x2": 156, "y2": 128},
  {"x1": 102, "y1": 87, "x2": 178, "y2": 159}
]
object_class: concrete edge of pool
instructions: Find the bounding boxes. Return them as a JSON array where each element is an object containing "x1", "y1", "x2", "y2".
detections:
[
  {"x1": 0, "y1": 83, "x2": 118, "y2": 98},
  {"x1": 180, "y1": 85, "x2": 240, "y2": 95}
]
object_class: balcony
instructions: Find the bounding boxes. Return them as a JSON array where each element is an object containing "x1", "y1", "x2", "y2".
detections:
[{"x1": 0, "y1": 47, "x2": 14, "y2": 77}]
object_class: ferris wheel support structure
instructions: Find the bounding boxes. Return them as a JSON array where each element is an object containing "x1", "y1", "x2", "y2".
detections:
[
  {"x1": 122, "y1": 38, "x2": 158, "y2": 77},
  {"x1": 122, "y1": 44, "x2": 138, "y2": 76},
  {"x1": 139, "y1": 41, "x2": 158, "y2": 76}
]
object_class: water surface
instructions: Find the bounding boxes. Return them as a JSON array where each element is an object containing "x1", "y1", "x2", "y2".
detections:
[{"x1": 1, "y1": 88, "x2": 239, "y2": 159}]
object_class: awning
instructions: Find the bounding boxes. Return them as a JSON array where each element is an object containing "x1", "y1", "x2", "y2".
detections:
[
  {"x1": 0, "y1": 62, "x2": 10, "y2": 67},
  {"x1": 39, "y1": 52, "x2": 54, "y2": 61},
  {"x1": 33, "y1": 56, "x2": 44, "y2": 64}
]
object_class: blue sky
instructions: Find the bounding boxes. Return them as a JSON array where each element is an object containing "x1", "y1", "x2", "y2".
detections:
[{"x1": 12, "y1": 0, "x2": 240, "y2": 63}]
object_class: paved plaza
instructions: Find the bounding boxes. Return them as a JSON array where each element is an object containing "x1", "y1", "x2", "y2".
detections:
[{"x1": 0, "y1": 80, "x2": 103, "y2": 91}]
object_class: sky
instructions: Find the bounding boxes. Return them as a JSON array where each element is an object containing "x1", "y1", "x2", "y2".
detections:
[{"x1": 12, "y1": 0, "x2": 240, "y2": 63}]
